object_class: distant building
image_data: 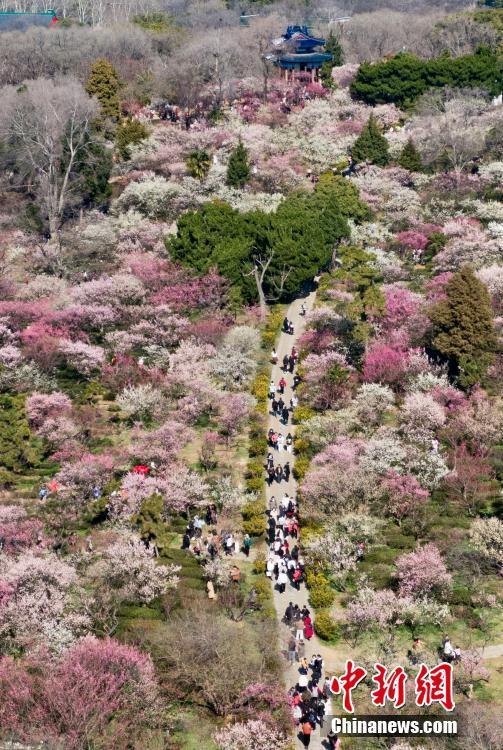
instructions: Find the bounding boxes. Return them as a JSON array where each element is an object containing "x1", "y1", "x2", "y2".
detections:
[
  {"x1": 272, "y1": 25, "x2": 332, "y2": 82},
  {"x1": 0, "y1": 10, "x2": 58, "y2": 32}
]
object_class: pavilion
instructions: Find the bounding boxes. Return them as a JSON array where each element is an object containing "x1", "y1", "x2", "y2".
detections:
[{"x1": 272, "y1": 25, "x2": 332, "y2": 82}]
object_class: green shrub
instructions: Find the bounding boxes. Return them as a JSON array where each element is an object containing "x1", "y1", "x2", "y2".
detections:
[
  {"x1": 315, "y1": 610, "x2": 339, "y2": 641},
  {"x1": 243, "y1": 515, "x2": 267, "y2": 536},
  {"x1": 305, "y1": 571, "x2": 331, "y2": 589},
  {"x1": 293, "y1": 456, "x2": 310, "y2": 481},
  {"x1": 364, "y1": 546, "x2": 399, "y2": 565},
  {"x1": 245, "y1": 477, "x2": 263, "y2": 493},
  {"x1": 242, "y1": 499, "x2": 265, "y2": 519},
  {"x1": 360, "y1": 562, "x2": 394, "y2": 589},
  {"x1": 248, "y1": 437, "x2": 267, "y2": 458},
  {"x1": 246, "y1": 460, "x2": 264, "y2": 479},
  {"x1": 261, "y1": 330, "x2": 277, "y2": 350},
  {"x1": 292, "y1": 406, "x2": 316, "y2": 425},
  {"x1": 251, "y1": 372, "x2": 270, "y2": 403},
  {"x1": 384, "y1": 532, "x2": 415, "y2": 550},
  {"x1": 309, "y1": 585, "x2": 336, "y2": 609},
  {"x1": 253, "y1": 553, "x2": 267, "y2": 575},
  {"x1": 449, "y1": 585, "x2": 472, "y2": 607},
  {"x1": 253, "y1": 576, "x2": 272, "y2": 605}
]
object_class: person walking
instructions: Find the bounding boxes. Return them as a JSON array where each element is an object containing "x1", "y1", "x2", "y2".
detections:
[
  {"x1": 287, "y1": 636, "x2": 298, "y2": 665},
  {"x1": 278, "y1": 376, "x2": 287, "y2": 395},
  {"x1": 282, "y1": 406, "x2": 290, "y2": 424},
  {"x1": 275, "y1": 465, "x2": 283, "y2": 483},
  {"x1": 300, "y1": 720, "x2": 313, "y2": 748},
  {"x1": 277, "y1": 433, "x2": 285, "y2": 451},
  {"x1": 271, "y1": 397, "x2": 278, "y2": 415},
  {"x1": 277, "y1": 569, "x2": 288, "y2": 593},
  {"x1": 243, "y1": 534, "x2": 252, "y2": 557},
  {"x1": 269, "y1": 379, "x2": 276, "y2": 398},
  {"x1": 284, "y1": 462, "x2": 291, "y2": 482},
  {"x1": 286, "y1": 433, "x2": 293, "y2": 453},
  {"x1": 271, "y1": 348, "x2": 278, "y2": 364},
  {"x1": 282, "y1": 354, "x2": 289, "y2": 371}
]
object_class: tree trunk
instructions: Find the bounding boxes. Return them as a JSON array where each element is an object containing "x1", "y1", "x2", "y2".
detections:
[{"x1": 253, "y1": 266, "x2": 267, "y2": 319}]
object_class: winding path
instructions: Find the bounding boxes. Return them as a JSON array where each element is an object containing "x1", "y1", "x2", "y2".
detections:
[{"x1": 266, "y1": 290, "x2": 345, "y2": 749}]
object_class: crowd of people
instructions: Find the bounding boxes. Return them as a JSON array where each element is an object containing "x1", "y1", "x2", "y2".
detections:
[{"x1": 181, "y1": 505, "x2": 252, "y2": 561}]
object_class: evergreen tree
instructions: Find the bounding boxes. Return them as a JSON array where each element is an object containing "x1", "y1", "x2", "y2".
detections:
[
  {"x1": 325, "y1": 32, "x2": 344, "y2": 67},
  {"x1": 352, "y1": 115, "x2": 390, "y2": 166},
  {"x1": 398, "y1": 138, "x2": 423, "y2": 172},
  {"x1": 0, "y1": 394, "x2": 43, "y2": 474},
  {"x1": 320, "y1": 33, "x2": 344, "y2": 88},
  {"x1": 186, "y1": 149, "x2": 211, "y2": 180},
  {"x1": 116, "y1": 119, "x2": 149, "y2": 160},
  {"x1": 85, "y1": 59, "x2": 121, "y2": 121},
  {"x1": 429, "y1": 266, "x2": 498, "y2": 388},
  {"x1": 226, "y1": 140, "x2": 250, "y2": 188}
]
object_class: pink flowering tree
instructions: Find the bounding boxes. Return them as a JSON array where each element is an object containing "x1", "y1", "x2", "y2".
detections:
[
  {"x1": 0, "y1": 637, "x2": 162, "y2": 749},
  {"x1": 26, "y1": 391, "x2": 73, "y2": 429},
  {"x1": 0, "y1": 551, "x2": 82, "y2": 648},
  {"x1": 381, "y1": 470, "x2": 429, "y2": 524},
  {"x1": 130, "y1": 420, "x2": 195, "y2": 468},
  {"x1": 396, "y1": 544, "x2": 452, "y2": 600},
  {"x1": 162, "y1": 464, "x2": 210, "y2": 516},
  {"x1": 302, "y1": 351, "x2": 354, "y2": 409},
  {"x1": 217, "y1": 393, "x2": 256, "y2": 443},
  {"x1": 55, "y1": 453, "x2": 115, "y2": 505},
  {"x1": 380, "y1": 285, "x2": 429, "y2": 345},
  {"x1": 214, "y1": 720, "x2": 290, "y2": 750},
  {"x1": 363, "y1": 342, "x2": 408, "y2": 387},
  {"x1": 59, "y1": 340, "x2": 105, "y2": 377}
]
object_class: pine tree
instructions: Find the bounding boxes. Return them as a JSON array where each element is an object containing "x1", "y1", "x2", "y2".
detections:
[
  {"x1": 398, "y1": 138, "x2": 423, "y2": 172},
  {"x1": 85, "y1": 59, "x2": 121, "y2": 121},
  {"x1": 0, "y1": 394, "x2": 43, "y2": 474},
  {"x1": 429, "y1": 266, "x2": 498, "y2": 388},
  {"x1": 351, "y1": 115, "x2": 390, "y2": 167},
  {"x1": 325, "y1": 32, "x2": 344, "y2": 67},
  {"x1": 226, "y1": 140, "x2": 250, "y2": 188}
]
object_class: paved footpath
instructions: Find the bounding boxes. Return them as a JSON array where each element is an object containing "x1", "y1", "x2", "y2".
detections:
[{"x1": 265, "y1": 291, "x2": 346, "y2": 750}]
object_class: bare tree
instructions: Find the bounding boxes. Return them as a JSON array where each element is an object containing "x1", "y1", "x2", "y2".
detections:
[
  {"x1": 245, "y1": 251, "x2": 292, "y2": 319},
  {"x1": 410, "y1": 90, "x2": 501, "y2": 182},
  {"x1": 0, "y1": 77, "x2": 98, "y2": 237}
]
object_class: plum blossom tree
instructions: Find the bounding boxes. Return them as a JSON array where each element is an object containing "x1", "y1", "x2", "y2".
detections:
[
  {"x1": 59, "y1": 340, "x2": 105, "y2": 377},
  {"x1": 218, "y1": 393, "x2": 256, "y2": 442},
  {"x1": 354, "y1": 383, "x2": 395, "y2": 427},
  {"x1": 382, "y1": 470, "x2": 429, "y2": 523},
  {"x1": 0, "y1": 551, "x2": 84, "y2": 649},
  {"x1": 97, "y1": 532, "x2": 180, "y2": 603},
  {"x1": 302, "y1": 351, "x2": 353, "y2": 409},
  {"x1": 26, "y1": 391, "x2": 73, "y2": 429},
  {"x1": 400, "y1": 392, "x2": 446, "y2": 446},
  {"x1": 214, "y1": 720, "x2": 290, "y2": 750},
  {"x1": 116, "y1": 383, "x2": 164, "y2": 423},
  {"x1": 0, "y1": 636, "x2": 161, "y2": 749},
  {"x1": 396, "y1": 544, "x2": 452, "y2": 599},
  {"x1": 445, "y1": 443, "x2": 495, "y2": 515},
  {"x1": 346, "y1": 584, "x2": 449, "y2": 643},
  {"x1": 363, "y1": 342, "x2": 408, "y2": 386},
  {"x1": 162, "y1": 464, "x2": 210, "y2": 515},
  {"x1": 469, "y1": 517, "x2": 503, "y2": 567}
]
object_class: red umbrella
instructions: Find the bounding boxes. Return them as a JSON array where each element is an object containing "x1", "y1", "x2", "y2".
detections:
[{"x1": 132, "y1": 465, "x2": 150, "y2": 476}]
